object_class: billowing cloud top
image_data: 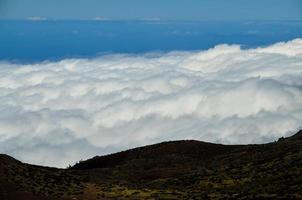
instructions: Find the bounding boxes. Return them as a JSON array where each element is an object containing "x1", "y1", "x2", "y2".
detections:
[{"x1": 1, "y1": 39, "x2": 302, "y2": 167}]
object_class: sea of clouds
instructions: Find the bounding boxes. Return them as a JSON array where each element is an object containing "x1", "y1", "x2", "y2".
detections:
[{"x1": 1, "y1": 39, "x2": 302, "y2": 167}]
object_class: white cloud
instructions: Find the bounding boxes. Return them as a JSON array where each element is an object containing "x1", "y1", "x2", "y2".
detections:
[
  {"x1": 1, "y1": 39, "x2": 302, "y2": 167},
  {"x1": 93, "y1": 17, "x2": 112, "y2": 21},
  {"x1": 27, "y1": 16, "x2": 48, "y2": 21},
  {"x1": 141, "y1": 17, "x2": 161, "y2": 21}
]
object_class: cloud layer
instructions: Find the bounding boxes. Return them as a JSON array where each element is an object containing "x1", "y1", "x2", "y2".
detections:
[{"x1": 1, "y1": 39, "x2": 302, "y2": 167}]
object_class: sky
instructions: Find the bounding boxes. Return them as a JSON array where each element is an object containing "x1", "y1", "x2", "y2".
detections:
[
  {"x1": 0, "y1": 0, "x2": 302, "y2": 20},
  {"x1": 0, "y1": 0, "x2": 302, "y2": 168}
]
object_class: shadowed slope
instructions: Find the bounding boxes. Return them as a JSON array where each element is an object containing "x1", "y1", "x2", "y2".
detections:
[
  {"x1": 71, "y1": 140, "x2": 243, "y2": 170},
  {"x1": 0, "y1": 130, "x2": 302, "y2": 199}
]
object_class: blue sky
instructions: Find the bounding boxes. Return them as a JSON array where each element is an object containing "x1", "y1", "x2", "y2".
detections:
[{"x1": 0, "y1": 0, "x2": 302, "y2": 20}]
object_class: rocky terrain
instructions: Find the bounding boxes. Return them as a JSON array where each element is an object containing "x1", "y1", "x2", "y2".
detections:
[{"x1": 1, "y1": 130, "x2": 302, "y2": 199}]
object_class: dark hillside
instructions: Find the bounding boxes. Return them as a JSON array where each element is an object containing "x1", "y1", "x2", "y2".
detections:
[
  {"x1": 71, "y1": 140, "x2": 243, "y2": 170},
  {"x1": 1, "y1": 130, "x2": 302, "y2": 199}
]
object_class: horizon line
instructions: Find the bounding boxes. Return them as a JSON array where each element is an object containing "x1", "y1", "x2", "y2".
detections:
[{"x1": 1, "y1": 18, "x2": 302, "y2": 22}]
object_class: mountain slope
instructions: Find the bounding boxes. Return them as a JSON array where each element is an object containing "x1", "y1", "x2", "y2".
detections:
[
  {"x1": 1, "y1": 130, "x2": 302, "y2": 199},
  {"x1": 71, "y1": 140, "x2": 243, "y2": 170}
]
